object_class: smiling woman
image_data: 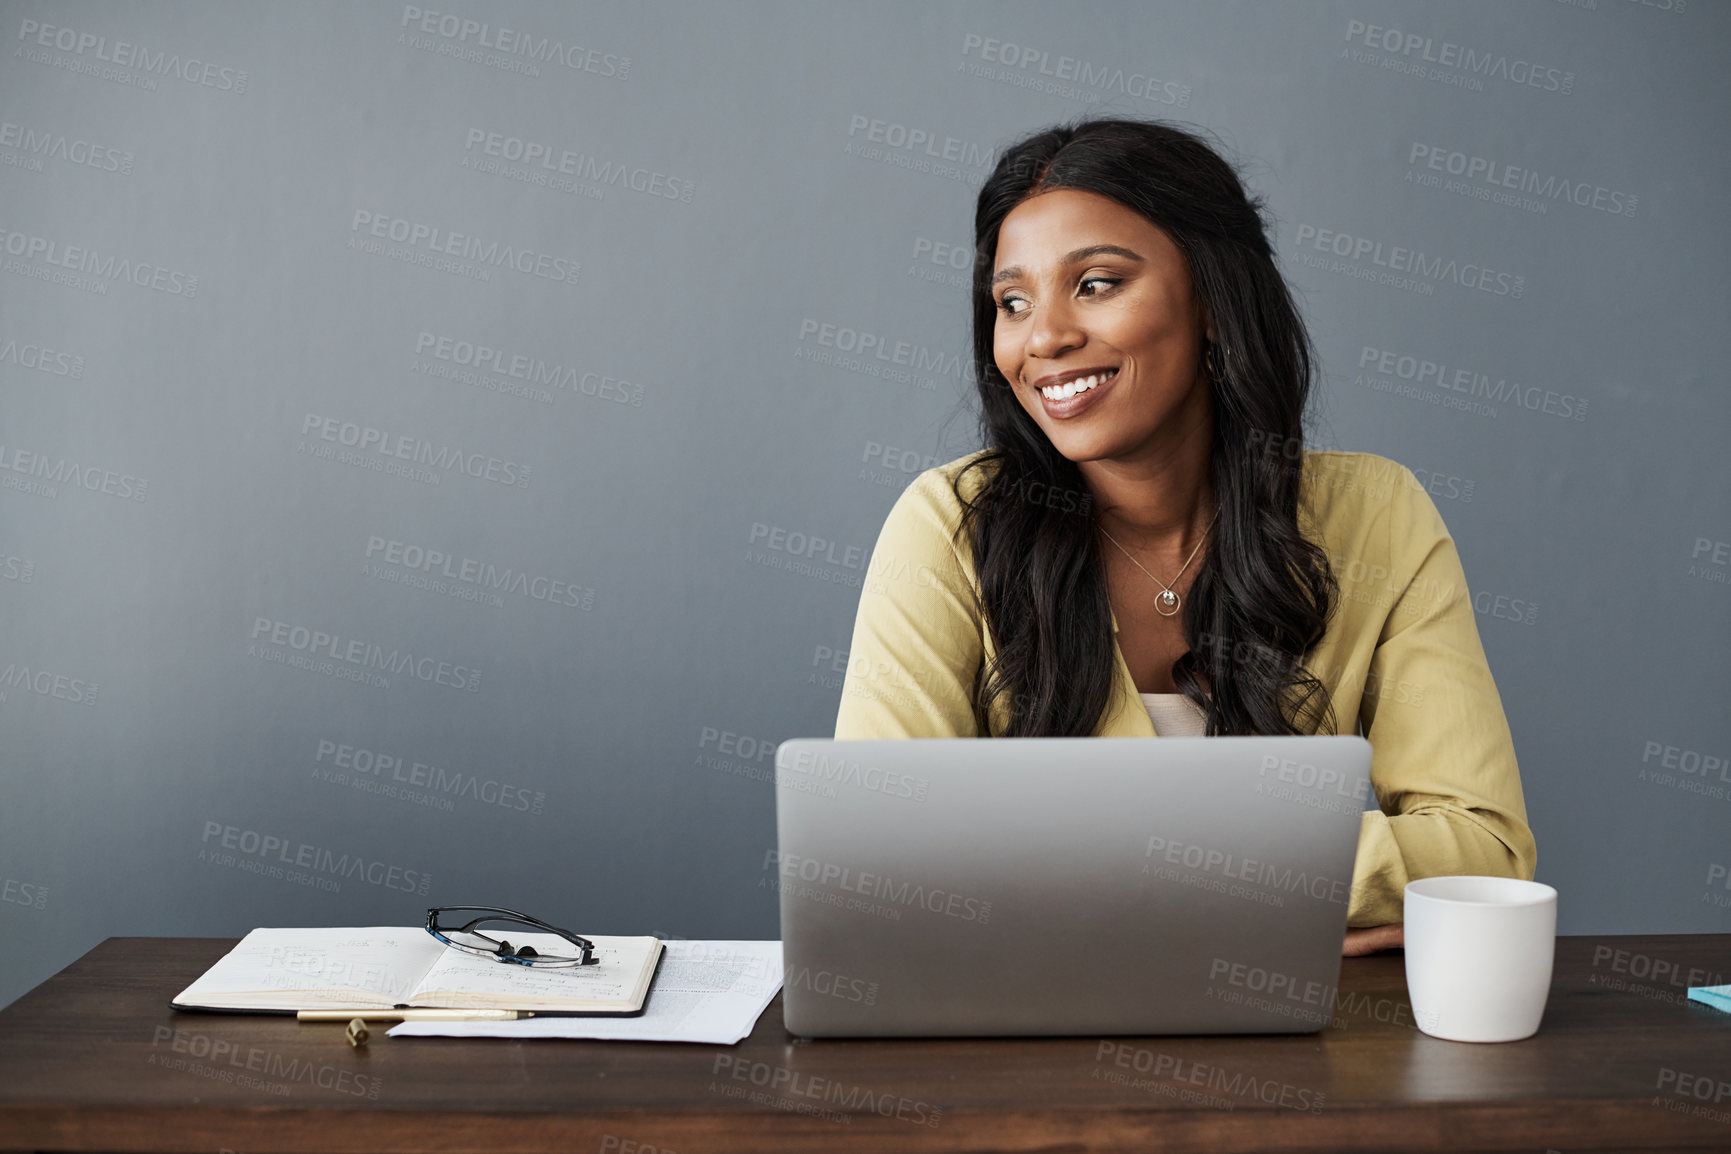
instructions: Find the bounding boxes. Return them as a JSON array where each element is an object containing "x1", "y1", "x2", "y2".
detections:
[{"x1": 833, "y1": 118, "x2": 1536, "y2": 952}]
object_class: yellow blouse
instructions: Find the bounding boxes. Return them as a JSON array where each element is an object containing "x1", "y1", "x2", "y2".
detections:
[{"x1": 832, "y1": 449, "x2": 1536, "y2": 927}]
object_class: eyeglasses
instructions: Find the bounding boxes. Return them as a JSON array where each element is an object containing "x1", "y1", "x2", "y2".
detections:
[{"x1": 425, "y1": 905, "x2": 597, "y2": 967}]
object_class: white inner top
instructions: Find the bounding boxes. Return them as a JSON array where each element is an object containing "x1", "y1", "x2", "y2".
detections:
[{"x1": 1139, "y1": 692, "x2": 1207, "y2": 737}]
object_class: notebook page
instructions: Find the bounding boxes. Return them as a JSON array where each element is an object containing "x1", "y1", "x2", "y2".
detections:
[
  {"x1": 408, "y1": 933, "x2": 659, "y2": 1010},
  {"x1": 172, "y1": 927, "x2": 448, "y2": 1010}
]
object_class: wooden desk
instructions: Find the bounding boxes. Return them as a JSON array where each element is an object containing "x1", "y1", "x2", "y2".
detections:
[{"x1": 0, "y1": 935, "x2": 1727, "y2": 1153}]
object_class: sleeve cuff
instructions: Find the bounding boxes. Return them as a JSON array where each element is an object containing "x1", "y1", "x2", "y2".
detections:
[{"x1": 1347, "y1": 809, "x2": 1409, "y2": 927}]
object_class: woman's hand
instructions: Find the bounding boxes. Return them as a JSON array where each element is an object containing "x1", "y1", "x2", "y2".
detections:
[{"x1": 1342, "y1": 923, "x2": 1405, "y2": 956}]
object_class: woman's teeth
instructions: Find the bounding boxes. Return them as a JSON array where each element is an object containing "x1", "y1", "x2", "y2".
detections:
[{"x1": 1040, "y1": 369, "x2": 1117, "y2": 401}]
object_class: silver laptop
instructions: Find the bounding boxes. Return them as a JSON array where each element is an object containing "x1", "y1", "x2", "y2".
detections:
[{"x1": 774, "y1": 735, "x2": 1372, "y2": 1037}]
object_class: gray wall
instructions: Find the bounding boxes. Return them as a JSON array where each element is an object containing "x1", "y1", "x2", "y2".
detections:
[{"x1": 2, "y1": 0, "x2": 1727, "y2": 1010}]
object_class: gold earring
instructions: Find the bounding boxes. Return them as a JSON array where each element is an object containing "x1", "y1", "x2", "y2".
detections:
[{"x1": 1204, "y1": 341, "x2": 1226, "y2": 382}]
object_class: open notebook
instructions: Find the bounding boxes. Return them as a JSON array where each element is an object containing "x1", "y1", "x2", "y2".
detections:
[{"x1": 171, "y1": 927, "x2": 663, "y2": 1015}]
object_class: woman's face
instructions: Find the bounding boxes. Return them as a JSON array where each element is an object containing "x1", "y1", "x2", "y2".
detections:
[{"x1": 990, "y1": 188, "x2": 1211, "y2": 466}]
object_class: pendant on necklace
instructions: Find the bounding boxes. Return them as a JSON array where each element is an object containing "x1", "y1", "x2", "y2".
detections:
[{"x1": 1156, "y1": 590, "x2": 1181, "y2": 617}]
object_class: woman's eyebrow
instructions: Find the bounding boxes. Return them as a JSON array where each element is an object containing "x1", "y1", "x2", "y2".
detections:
[{"x1": 991, "y1": 244, "x2": 1144, "y2": 286}]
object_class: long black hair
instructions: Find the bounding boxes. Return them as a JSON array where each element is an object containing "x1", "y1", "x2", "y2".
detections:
[{"x1": 955, "y1": 117, "x2": 1339, "y2": 738}]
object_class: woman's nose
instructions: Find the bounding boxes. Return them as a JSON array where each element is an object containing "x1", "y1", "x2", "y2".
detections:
[{"x1": 1025, "y1": 296, "x2": 1085, "y2": 361}]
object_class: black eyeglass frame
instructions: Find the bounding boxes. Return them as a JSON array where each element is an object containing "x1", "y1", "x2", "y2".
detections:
[{"x1": 425, "y1": 905, "x2": 598, "y2": 967}]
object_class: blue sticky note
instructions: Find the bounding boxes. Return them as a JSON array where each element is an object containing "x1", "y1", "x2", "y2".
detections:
[{"x1": 1687, "y1": 984, "x2": 1731, "y2": 1013}]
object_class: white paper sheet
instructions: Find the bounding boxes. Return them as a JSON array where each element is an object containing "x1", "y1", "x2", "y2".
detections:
[{"x1": 388, "y1": 940, "x2": 782, "y2": 1044}]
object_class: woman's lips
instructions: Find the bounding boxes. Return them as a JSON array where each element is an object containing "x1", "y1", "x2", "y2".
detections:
[{"x1": 1036, "y1": 368, "x2": 1118, "y2": 419}]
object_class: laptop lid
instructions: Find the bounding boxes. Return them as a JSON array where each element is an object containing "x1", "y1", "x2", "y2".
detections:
[{"x1": 774, "y1": 735, "x2": 1372, "y2": 1038}]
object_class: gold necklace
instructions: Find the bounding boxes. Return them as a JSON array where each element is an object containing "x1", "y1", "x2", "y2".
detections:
[{"x1": 1097, "y1": 507, "x2": 1219, "y2": 618}]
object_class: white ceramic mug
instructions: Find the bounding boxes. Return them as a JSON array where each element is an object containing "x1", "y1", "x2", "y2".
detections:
[{"x1": 1403, "y1": 876, "x2": 1557, "y2": 1043}]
